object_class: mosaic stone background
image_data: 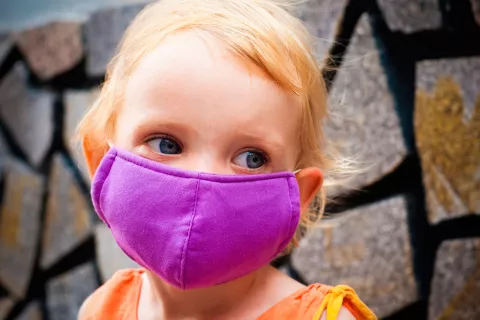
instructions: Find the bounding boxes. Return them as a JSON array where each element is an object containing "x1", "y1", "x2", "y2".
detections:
[{"x1": 0, "y1": 0, "x2": 479, "y2": 319}]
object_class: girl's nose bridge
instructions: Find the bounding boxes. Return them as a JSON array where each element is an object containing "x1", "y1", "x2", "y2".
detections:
[{"x1": 190, "y1": 152, "x2": 228, "y2": 174}]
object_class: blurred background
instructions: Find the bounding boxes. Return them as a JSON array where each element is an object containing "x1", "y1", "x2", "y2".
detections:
[{"x1": 0, "y1": 0, "x2": 479, "y2": 319}]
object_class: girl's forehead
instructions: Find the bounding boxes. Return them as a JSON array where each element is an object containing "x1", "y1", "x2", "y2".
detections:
[{"x1": 119, "y1": 31, "x2": 301, "y2": 143}]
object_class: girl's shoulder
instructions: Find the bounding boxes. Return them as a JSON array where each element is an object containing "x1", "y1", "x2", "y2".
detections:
[
  {"x1": 78, "y1": 268, "x2": 144, "y2": 320},
  {"x1": 259, "y1": 283, "x2": 377, "y2": 320}
]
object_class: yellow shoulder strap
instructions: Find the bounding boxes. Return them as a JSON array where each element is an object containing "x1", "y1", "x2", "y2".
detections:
[{"x1": 313, "y1": 285, "x2": 377, "y2": 320}]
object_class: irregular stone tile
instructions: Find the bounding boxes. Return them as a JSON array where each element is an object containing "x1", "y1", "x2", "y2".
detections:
[
  {"x1": 295, "y1": 0, "x2": 348, "y2": 55},
  {"x1": 0, "y1": 158, "x2": 44, "y2": 298},
  {"x1": 0, "y1": 297, "x2": 15, "y2": 319},
  {"x1": 64, "y1": 90, "x2": 100, "y2": 183},
  {"x1": 17, "y1": 301, "x2": 42, "y2": 320},
  {"x1": 429, "y1": 238, "x2": 480, "y2": 320},
  {"x1": 326, "y1": 16, "x2": 407, "y2": 192},
  {"x1": 85, "y1": 4, "x2": 146, "y2": 76},
  {"x1": 0, "y1": 34, "x2": 12, "y2": 63},
  {"x1": 416, "y1": 58, "x2": 480, "y2": 224},
  {"x1": 46, "y1": 263, "x2": 98, "y2": 320},
  {"x1": 0, "y1": 63, "x2": 54, "y2": 166},
  {"x1": 471, "y1": 0, "x2": 480, "y2": 26},
  {"x1": 95, "y1": 224, "x2": 140, "y2": 282},
  {"x1": 41, "y1": 154, "x2": 92, "y2": 268},
  {"x1": 377, "y1": 0, "x2": 441, "y2": 33},
  {"x1": 292, "y1": 196, "x2": 417, "y2": 317},
  {"x1": 14, "y1": 22, "x2": 83, "y2": 80}
]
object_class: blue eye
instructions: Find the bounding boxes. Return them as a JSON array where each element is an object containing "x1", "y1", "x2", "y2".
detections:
[
  {"x1": 147, "y1": 137, "x2": 182, "y2": 155},
  {"x1": 233, "y1": 151, "x2": 267, "y2": 169}
]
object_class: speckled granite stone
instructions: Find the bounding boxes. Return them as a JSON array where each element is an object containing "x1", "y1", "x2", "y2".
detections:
[
  {"x1": 416, "y1": 58, "x2": 480, "y2": 224},
  {"x1": 325, "y1": 16, "x2": 407, "y2": 193},
  {"x1": 84, "y1": 4, "x2": 146, "y2": 76},
  {"x1": 0, "y1": 63, "x2": 54, "y2": 165},
  {"x1": 46, "y1": 263, "x2": 97, "y2": 320},
  {"x1": 429, "y1": 238, "x2": 480, "y2": 320},
  {"x1": 14, "y1": 22, "x2": 83, "y2": 80},
  {"x1": 95, "y1": 224, "x2": 140, "y2": 282},
  {"x1": 292, "y1": 196, "x2": 417, "y2": 317},
  {"x1": 0, "y1": 158, "x2": 43, "y2": 298},
  {"x1": 41, "y1": 154, "x2": 93, "y2": 268},
  {"x1": 64, "y1": 89, "x2": 100, "y2": 183}
]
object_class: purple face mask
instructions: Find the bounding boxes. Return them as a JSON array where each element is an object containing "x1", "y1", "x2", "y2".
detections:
[{"x1": 91, "y1": 147, "x2": 300, "y2": 290}]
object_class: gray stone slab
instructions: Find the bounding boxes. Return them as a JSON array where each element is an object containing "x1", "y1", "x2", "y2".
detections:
[
  {"x1": 85, "y1": 4, "x2": 146, "y2": 76},
  {"x1": 429, "y1": 238, "x2": 480, "y2": 320},
  {"x1": 292, "y1": 196, "x2": 417, "y2": 317},
  {"x1": 0, "y1": 62, "x2": 54, "y2": 166},
  {"x1": 95, "y1": 224, "x2": 140, "y2": 282},
  {"x1": 46, "y1": 263, "x2": 98, "y2": 320},
  {"x1": 0, "y1": 297, "x2": 15, "y2": 319},
  {"x1": 41, "y1": 154, "x2": 93, "y2": 268},
  {"x1": 64, "y1": 90, "x2": 100, "y2": 183},
  {"x1": 14, "y1": 22, "x2": 83, "y2": 80},
  {"x1": 295, "y1": 0, "x2": 348, "y2": 56},
  {"x1": 326, "y1": 16, "x2": 407, "y2": 193},
  {"x1": 378, "y1": 0, "x2": 441, "y2": 33},
  {"x1": 0, "y1": 34, "x2": 12, "y2": 63},
  {"x1": 0, "y1": 158, "x2": 44, "y2": 298},
  {"x1": 416, "y1": 58, "x2": 480, "y2": 224},
  {"x1": 17, "y1": 301, "x2": 42, "y2": 320}
]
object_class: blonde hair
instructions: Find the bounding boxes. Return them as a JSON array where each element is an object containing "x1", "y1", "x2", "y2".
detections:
[{"x1": 77, "y1": 0, "x2": 335, "y2": 248}]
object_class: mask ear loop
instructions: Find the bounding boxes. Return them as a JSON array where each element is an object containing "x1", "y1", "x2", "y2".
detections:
[{"x1": 293, "y1": 169, "x2": 301, "y2": 175}]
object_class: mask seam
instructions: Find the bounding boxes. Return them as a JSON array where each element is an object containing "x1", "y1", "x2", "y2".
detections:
[
  {"x1": 114, "y1": 152, "x2": 292, "y2": 183},
  {"x1": 179, "y1": 174, "x2": 201, "y2": 289},
  {"x1": 96, "y1": 153, "x2": 117, "y2": 226},
  {"x1": 283, "y1": 177, "x2": 294, "y2": 249}
]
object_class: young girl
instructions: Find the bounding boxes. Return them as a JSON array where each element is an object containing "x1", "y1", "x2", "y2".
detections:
[{"x1": 77, "y1": 0, "x2": 376, "y2": 319}]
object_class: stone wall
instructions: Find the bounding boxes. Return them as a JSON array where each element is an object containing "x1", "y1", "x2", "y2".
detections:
[{"x1": 0, "y1": 0, "x2": 479, "y2": 319}]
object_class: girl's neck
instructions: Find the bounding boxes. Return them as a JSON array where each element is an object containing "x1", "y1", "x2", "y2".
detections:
[{"x1": 142, "y1": 266, "x2": 269, "y2": 319}]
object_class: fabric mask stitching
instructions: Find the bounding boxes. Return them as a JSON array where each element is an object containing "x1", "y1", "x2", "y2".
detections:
[
  {"x1": 113, "y1": 149, "x2": 293, "y2": 183},
  {"x1": 179, "y1": 174, "x2": 201, "y2": 289},
  {"x1": 283, "y1": 177, "x2": 294, "y2": 249},
  {"x1": 96, "y1": 153, "x2": 117, "y2": 226}
]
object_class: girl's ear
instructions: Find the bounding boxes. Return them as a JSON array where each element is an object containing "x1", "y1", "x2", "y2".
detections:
[
  {"x1": 82, "y1": 135, "x2": 109, "y2": 178},
  {"x1": 295, "y1": 167, "x2": 323, "y2": 213}
]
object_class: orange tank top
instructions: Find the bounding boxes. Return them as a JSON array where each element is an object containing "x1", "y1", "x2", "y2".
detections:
[{"x1": 79, "y1": 269, "x2": 376, "y2": 320}]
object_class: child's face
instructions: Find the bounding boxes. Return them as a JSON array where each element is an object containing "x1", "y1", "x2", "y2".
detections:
[{"x1": 113, "y1": 31, "x2": 302, "y2": 175}]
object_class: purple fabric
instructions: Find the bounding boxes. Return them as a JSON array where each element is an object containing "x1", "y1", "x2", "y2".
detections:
[{"x1": 91, "y1": 147, "x2": 300, "y2": 289}]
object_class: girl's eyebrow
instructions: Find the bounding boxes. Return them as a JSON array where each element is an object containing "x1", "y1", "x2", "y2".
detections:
[{"x1": 235, "y1": 133, "x2": 286, "y2": 152}]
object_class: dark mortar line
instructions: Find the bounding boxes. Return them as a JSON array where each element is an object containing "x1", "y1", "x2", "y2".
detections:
[
  {"x1": 324, "y1": 155, "x2": 417, "y2": 214},
  {"x1": 5, "y1": 156, "x2": 53, "y2": 320},
  {"x1": 42, "y1": 236, "x2": 97, "y2": 281},
  {"x1": 28, "y1": 57, "x2": 105, "y2": 92},
  {"x1": 396, "y1": 28, "x2": 480, "y2": 62},
  {"x1": 0, "y1": 46, "x2": 21, "y2": 86},
  {"x1": 433, "y1": 215, "x2": 480, "y2": 242},
  {"x1": 322, "y1": 0, "x2": 369, "y2": 92},
  {"x1": 367, "y1": 0, "x2": 416, "y2": 150},
  {"x1": 91, "y1": 237, "x2": 104, "y2": 287},
  {"x1": 0, "y1": 281, "x2": 8, "y2": 298},
  {"x1": 382, "y1": 299, "x2": 428, "y2": 320},
  {"x1": 439, "y1": 0, "x2": 479, "y2": 32}
]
